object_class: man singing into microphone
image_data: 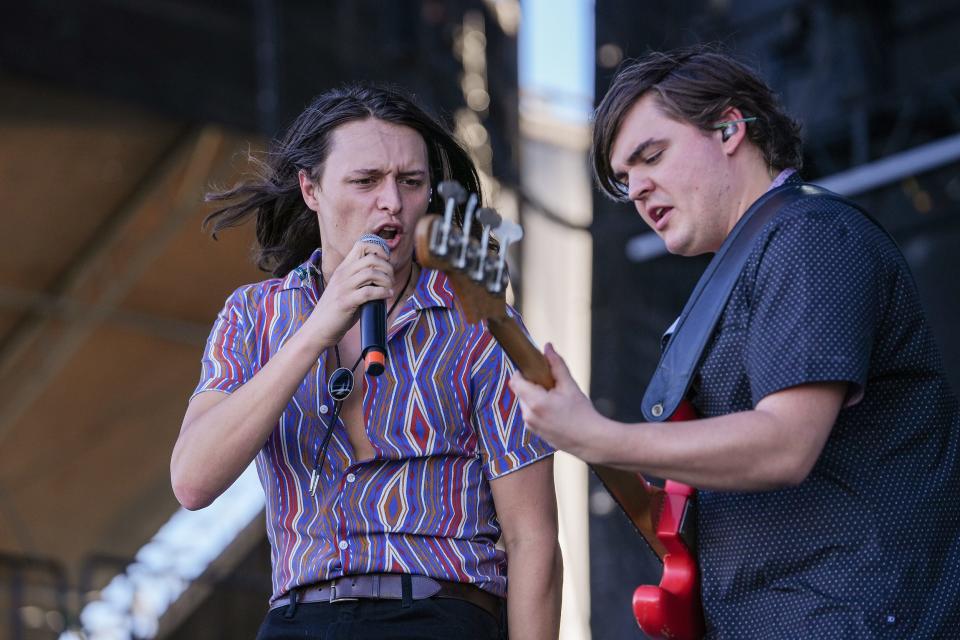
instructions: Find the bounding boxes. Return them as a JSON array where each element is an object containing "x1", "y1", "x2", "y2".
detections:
[
  {"x1": 510, "y1": 46, "x2": 960, "y2": 637},
  {"x1": 170, "y1": 84, "x2": 562, "y2": 639}
]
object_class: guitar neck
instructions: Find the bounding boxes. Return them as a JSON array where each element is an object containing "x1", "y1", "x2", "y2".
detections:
[
  {"x1": 486, "y1": 315, "x2": 668, "y2": 561},
  {"x1": 487, "y1": 316, "x2": 555, "y2": 389}
]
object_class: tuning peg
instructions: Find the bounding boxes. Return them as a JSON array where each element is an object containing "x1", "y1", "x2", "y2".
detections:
[
  {"x1": 471, "y1": 208, "x2": 502, "y2": 281},
  {"x1": 476, "y1": 207, "x2": 501, "y2": 230},
  {"x1": 434, "y1": 180, "x2": 467, "y2": 256},
  {"x1": 487, "y1": 218, "x2": 524, "y2": 294},
  {"x1": 453, "y1": 194, "x2": 479, "y2": 269},
  {"x1": 437, "y1": 180, "x2": 467, "y2": 204},
  {"x1": 494, "y1": 218, "x2": 523, "y2": 247}
]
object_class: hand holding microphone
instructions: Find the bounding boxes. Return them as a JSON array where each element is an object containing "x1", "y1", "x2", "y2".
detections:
[{"x1": 357, "y1": 233, "x2": 390, "y2": 376}]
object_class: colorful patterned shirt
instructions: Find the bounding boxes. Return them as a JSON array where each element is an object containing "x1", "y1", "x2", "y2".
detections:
[{"x1": 194, "y1": 250, "x2": 553, "y2": 602}]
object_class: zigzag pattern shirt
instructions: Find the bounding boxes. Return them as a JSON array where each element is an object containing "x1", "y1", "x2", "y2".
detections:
[{"x1": 194, "y1": 249, "x2": 553, "y2": 601}]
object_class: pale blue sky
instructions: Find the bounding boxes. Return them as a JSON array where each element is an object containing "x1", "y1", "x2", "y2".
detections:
[{"x1": 519, "y1": 0, "x2": 594, "y2": 122}]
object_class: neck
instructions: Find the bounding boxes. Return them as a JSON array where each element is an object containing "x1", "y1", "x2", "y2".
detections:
[
  {"x1": 726, "y1": 161, "x2": 777, "y2": 237},
  {"x1": 393, "y1": 260, "x2": 418, "y2": 307},
  {"x1": 319, "y1": 249, "x2": 346, "y2": 285}
]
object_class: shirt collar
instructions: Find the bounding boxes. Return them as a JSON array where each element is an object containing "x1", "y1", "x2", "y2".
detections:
[
  {"x1": 768, "y1": 168, "x2": 799, "y2": 191},
  {"x1": 404, "y1": 266, "x2": 457, "y2": 313},
  {"x1": 279, "y1": 248, "x2": 323, "y2": 292}
]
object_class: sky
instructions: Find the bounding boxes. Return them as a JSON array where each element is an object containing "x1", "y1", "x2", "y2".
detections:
[{"x1": 519, "y1": 0, "x2": 594, "y2": 123}]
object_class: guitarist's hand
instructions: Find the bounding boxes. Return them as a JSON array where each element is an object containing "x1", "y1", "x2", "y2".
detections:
[{"x1": 510, "y1": 343, "x2": 613, "y2": 461}]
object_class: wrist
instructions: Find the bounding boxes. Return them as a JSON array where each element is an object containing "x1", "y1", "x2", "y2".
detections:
[
  {"x1": 583, "y1": 415, "x2": 627, "y2": 466},
  {"x1": 290, "y1": 323, "x2": 335, "y2": 356}
]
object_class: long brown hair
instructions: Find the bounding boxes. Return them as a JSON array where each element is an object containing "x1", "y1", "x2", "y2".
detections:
[{"x1": 206, "y1": 84, "x2": 483, "y2": 277}]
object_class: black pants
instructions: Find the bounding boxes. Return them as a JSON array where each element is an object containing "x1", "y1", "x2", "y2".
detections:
[{"x1": 256, "y1": 597, "x2": 504, "y2": 640}]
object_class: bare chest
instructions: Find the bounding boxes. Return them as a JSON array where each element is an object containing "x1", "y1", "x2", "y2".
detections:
[{"x1": 329, "y1": 325, "x2": 375, "y2": 460}]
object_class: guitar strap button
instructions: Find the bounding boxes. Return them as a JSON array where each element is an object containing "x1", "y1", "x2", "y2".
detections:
[{"x1": 651, "y1": 403, "x2": 664, "y2": 417}]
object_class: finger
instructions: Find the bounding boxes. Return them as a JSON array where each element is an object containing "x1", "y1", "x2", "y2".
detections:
[
  {"x1": 346, "y1": 240, "x2": 371, "y2": 260},
  {"x1": 355, "y1": 239, "x2": 389, "y2": 260},
  {"x1": 509, "y1": 371, "x2": 547, "y2": 405},
  {"x1": 346, "y1": 285, "x2": 393, "y2": 307},
  {"x1": 339, "y1": 257, "x2": 394, "y2": 286},
  {"x1": 327, "y1": 249, "x2": 386, "y2": 289},
  {"x1": 341, "y1": 243, "x2": 390, "y2": 275},
  {"x1": 509, "y1": 369, "x2": 526, "y2": 389},
  {"x1": 344, "y1": 269, "x2": 394, "y2": 297},
  {"x1": 543, "y1": 342, "x2": 575, "y2": 387},
  {"x1": 342, "y1": 252, "x2": 393, "y2": 275}
]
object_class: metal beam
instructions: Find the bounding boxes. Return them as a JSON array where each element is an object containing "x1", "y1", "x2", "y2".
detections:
[
  {"x1": 0, "y1": 126, "x2": 225, "y2": 447},
  {"x1": 817, "y1": 132, "x2": 960, "y2": 196},
  {"x1": 0, "y1": 286, "x2": 209, "y2": 347}
]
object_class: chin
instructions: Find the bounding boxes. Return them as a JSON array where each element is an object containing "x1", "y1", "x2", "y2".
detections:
[
  {"x1": 391, "y1": 245, "x2": 415, "y2": 267},
  {"x1": 662, "y1": 235, "x2": 691, "y2": 256},
  {"x1": 663, "y1": 232, "x2": 709, "y2": 257}
]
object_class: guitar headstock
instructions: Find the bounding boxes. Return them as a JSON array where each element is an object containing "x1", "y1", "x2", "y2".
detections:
[{"x1": 415, "y1": 179, "x2": 523, "y2": 324}]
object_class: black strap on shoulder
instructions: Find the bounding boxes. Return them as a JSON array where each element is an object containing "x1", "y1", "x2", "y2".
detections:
[{"x1": 640, "y1": 183, "x2": 866, "y2": 422}]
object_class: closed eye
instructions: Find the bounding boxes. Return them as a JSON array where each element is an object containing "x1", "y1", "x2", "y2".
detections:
[{"x1": 643, "y1": 149, "x2": 663, "y2": 165}]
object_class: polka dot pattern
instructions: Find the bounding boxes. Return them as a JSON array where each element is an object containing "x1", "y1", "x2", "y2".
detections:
[{"x1": 692, "y1": 194, "x2": 960, "y2": 638}]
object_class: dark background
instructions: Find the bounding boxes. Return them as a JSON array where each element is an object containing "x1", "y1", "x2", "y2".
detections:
[{"x1": 590, "y1": 1, "x2": 960, "y2": 637}]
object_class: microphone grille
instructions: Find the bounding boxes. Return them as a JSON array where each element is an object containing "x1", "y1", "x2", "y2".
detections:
[{"x1": 358, "y1": 233, "x2": 391, "y2": 257}]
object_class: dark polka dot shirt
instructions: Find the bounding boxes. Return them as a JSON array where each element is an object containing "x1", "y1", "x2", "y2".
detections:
[{"x1": 693, "y1": 188, "x2": 960, "y2": 638}]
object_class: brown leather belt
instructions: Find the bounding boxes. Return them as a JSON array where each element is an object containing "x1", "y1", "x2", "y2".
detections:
[{"x1": 270, "y1": 574, "x2": 503, "y2": 620}]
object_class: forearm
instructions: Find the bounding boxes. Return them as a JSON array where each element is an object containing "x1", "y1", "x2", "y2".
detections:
[
  {"x1": 588, "y1": 410, "x2": 807, "y2": 491},
  {"x1": 505, "y1": 538, "x2": 563, "y2": 640},
  {"x1": 514, "y1": 355, "x2": 846, "y2": 493},
  {"x1": 171, "y1": 329, "x2": 328, "y2": 508}
]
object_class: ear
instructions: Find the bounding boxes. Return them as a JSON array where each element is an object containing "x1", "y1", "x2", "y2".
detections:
[
  {"x1": 298, "y1": 169, "x2": 321, "y2": 211},
  {"x1": 718, "y1": 107, "x2": 748, "y2": 154}
]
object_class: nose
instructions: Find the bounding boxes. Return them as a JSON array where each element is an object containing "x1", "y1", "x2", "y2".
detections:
[
  {"x1": 377, "y1": 177, "x2": 402, "y2": 215},
  {"x1": 627, "y1": 172, "x2": 654, "y2": 202}
]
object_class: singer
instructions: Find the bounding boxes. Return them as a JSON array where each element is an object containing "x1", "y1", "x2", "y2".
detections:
[
  {"x1": 510, "y1": 46, "x2": 960, "y2": 637},
  {"x1": 170, "y1": 85, "x2": 562, "y2": 639}
]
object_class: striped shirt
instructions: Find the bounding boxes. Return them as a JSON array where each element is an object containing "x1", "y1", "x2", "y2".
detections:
[{"x1": 194, "y1": 249, "x2": 553, "y2": 601}]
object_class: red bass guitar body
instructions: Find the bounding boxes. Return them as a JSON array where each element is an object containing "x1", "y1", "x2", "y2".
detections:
[{"x1": 632, "y1": 398, "x2": 705, "y2": 640}]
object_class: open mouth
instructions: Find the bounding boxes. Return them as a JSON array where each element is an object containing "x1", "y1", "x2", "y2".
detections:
[
  {"x1": 377, "y1": 225, "x2": 400, "y2": 240},
  {"x1": 649, "y1": 206, "x2": 672, "y2": 228}
]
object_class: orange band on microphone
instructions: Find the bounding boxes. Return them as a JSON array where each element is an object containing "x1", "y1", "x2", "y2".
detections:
[{"x1": 364, "y1": 350, "x2": 386, "y2": 376}]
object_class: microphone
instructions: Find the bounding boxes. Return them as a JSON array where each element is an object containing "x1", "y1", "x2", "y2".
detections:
[{"x1": 358, "y1": 233, "x2": 390, "y2": 376}]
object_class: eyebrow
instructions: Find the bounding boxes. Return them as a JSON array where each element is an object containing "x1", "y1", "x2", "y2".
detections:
[
  {"x1": 349, "y1": 168, "x2": 427, "y2": 177},
  {"x1": 613, "y1": 138, "x2": 663, "y2": 182}
]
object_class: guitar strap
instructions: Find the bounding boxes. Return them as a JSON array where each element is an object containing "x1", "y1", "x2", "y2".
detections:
[{"x1": 641, "y1": 183, "x2": 872, "y2": 422}]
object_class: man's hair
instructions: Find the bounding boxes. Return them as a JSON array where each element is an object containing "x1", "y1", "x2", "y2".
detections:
[
  {"x1": 592, "y1": 46, "x2": 803, "y2": 200},
  {"x1": 205, "y1": 84, "x2": 482, "y2": 277}
]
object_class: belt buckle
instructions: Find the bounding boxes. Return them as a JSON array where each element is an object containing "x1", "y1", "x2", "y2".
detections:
[{"x1": 329, "y1": 583, "x2": 359, "y2": 604}]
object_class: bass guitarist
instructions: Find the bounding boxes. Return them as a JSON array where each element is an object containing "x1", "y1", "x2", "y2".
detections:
[{"x1": 510, "y1": 46, "x2": 960, "y2": 638}]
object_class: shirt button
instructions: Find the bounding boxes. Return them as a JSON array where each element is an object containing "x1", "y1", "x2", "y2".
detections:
[
  {"x1": 319, "y1": 405, "x2": 329, "y2": 415},
  {"x1": 346, "y1": 473, "x2": 356, "y2": 483},
  {"x1": 338, "y1": 540, "x2": 348, "y2": 550}
]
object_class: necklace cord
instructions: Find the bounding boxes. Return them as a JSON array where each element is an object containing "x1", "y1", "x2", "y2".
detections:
[{"x1": 310, "y1": 261, "x2": 416, "y2": 492}]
